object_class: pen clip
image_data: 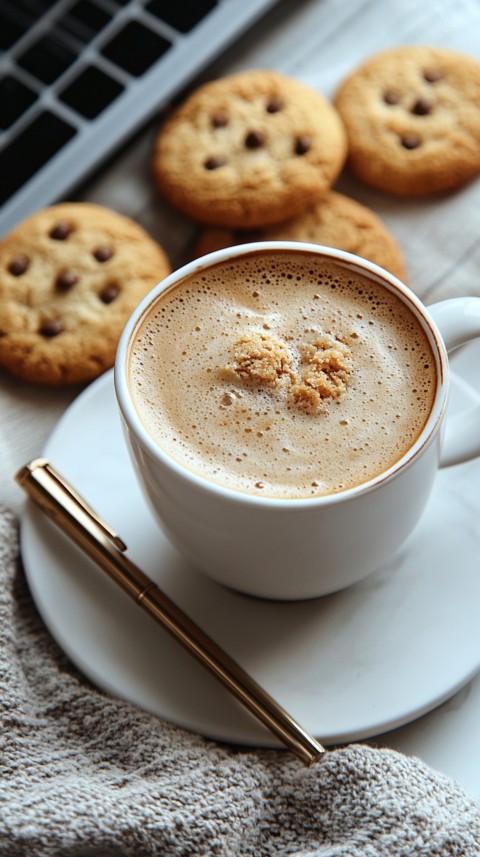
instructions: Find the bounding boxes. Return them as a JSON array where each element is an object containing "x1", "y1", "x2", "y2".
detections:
[{"x1": 18, "y1": 458, "x2": 127, "y2": 552}]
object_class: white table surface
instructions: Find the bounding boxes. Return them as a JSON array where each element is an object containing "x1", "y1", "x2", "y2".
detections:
[{"x1": 2, "y1": 0, "x2": 480, "y2": 796}]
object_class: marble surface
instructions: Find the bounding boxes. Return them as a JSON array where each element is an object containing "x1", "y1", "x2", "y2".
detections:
[{"x1": 2, "y1": 0, "x2": 480, "y2": 796}]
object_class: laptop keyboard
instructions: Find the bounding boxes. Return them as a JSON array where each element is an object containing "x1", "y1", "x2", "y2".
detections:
[{"x1": 0, "y1": 0, "x2": 277, "y2": 234}]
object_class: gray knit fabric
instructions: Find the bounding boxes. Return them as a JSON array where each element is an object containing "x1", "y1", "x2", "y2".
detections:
[{"x1": 1, "y1": 506, "x2": 479, "y2": 857}]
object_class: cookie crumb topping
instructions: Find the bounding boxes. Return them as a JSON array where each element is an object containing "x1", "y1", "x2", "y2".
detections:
[
  {"x1": 231, "y1": 332, "x2": 294, "y2": 387},
  {"x1": 230, "y1": 330, "x2": 351, "y2": 412},
  {"x1": 291, "y1": 336, "x2": 351, "y2": 412}
]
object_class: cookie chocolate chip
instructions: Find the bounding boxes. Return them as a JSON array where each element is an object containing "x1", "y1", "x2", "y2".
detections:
[
  {"x1": 244, "y1": 130, "x2": 265, "y2": 149},
  {"x1": 93, "y1": 245, "x2": 114, "y2": 262},
  {"x1": 7, "y1": 255, "x2": 29, "y2": 276},
  {"x1": 401, "y1": 133, "x2": 421, "y2": 150},
  {"x1": 99, "y1": 283, "x2": 120, "y2": 304},
  {"x1": 294, "y1": 135, "x2": 311, "y2": 155},
  {"x1": 39, "y1": 319, "x2": 64, "y2": 338},
  {"x1": 204, "y1": 156, "x2": 227, "y2": 170},
  {"x1": 411, "y1": 98, "x2": 431, "y2": 116},
  {"x1": 55, "y1": 269, "x2": 78, "y2": 291},
  {"x1": 266, "y1": 97, "x2": 284, "y2": 113},
  {"x1": 49, "y1": 221, "x2": 73, "y2": 240}
]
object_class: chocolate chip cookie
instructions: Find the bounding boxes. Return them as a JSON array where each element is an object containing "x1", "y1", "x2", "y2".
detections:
[
  {"x1": 193, "y1": 191, "x2": 406, "y2": 281},
  {"x1": 0, "y1": 203, "x2": 170, "y2": 384},
  {"x1": 334, "y1": 46, "x2": 480, "y2": 195},
  {"x1": 152, "y1": 70, "x2": 347, "y2": 228}
]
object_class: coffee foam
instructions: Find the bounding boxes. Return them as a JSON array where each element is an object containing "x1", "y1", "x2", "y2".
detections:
[{"x1": 129, "y1": 251, "x2": 436, "y2": 498}]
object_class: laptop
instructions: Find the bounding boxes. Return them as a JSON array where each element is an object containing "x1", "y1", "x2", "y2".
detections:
[{"x1": 0, "y1": 0, "x2": 280, "y2": 236}]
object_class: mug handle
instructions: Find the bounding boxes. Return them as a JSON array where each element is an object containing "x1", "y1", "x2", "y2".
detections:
[{"x1": 428, "y1": 297, "x2": 480, "y2": 467}]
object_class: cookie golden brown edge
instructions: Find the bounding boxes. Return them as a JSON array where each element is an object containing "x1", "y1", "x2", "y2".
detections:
[{"x1": 193, "y1": 191, "x2": 407, "y2": 282}]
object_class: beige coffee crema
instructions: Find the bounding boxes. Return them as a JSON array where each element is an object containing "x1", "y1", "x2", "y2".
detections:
[{"x1": 129, "y1": 251, "x2": 436, "y2": 499}]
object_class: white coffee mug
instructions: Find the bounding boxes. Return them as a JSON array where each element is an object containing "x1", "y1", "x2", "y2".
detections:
[{"x1": 115, "y1": 243, "x2": 480, "y2": 600}]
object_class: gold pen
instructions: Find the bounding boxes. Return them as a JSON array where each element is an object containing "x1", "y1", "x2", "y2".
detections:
[{"x1": 16, "y1": 458, "x2": 325, "y2": 767}]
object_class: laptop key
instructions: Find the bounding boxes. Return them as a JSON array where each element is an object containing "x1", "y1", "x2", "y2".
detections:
[
  {"x1": 100, "y1": 20, "x2": 171, "y2": 77},
  {"x1": 0, "y1": 112, "x2": 77, "y2": 206},
  {"x1": 35, "y1": 0, "x2": 63, "y2": 9},
  {"x1": 58, "y1": 65, "x2": 124, "y2": 119},
  {"x1": 0, "y1": 76, "x2": 38, "y2": 131},
  {"x1": 17, "y1": 32, "x2": 78, "y2": 86},
  {"x1": 14, "y1": 0, "x2": 55, "y2": 14},
  {"x1": 146, "y1": 0, "x2": 217, "y2": 33},
  {"x1": 57, "y1": 0, "x2": 112, "y2": 43},
  {"x1": 0, "y1": 10, "x2": 29, "y2": 50}
]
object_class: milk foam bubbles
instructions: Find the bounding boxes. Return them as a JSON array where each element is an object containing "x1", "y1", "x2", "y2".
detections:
[{"x1": 129, "y1": 250, "x2": 436, "y2": 498}]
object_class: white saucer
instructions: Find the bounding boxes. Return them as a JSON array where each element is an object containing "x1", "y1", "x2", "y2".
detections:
[{"x1": 20, "y1": 368, "x2": 480, "y2": 747}]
